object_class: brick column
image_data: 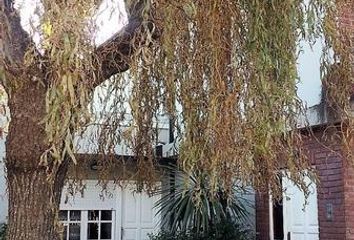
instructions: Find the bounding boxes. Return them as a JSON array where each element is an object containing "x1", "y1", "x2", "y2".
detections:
[
  {"x1": 308, "y1": 131, "x2": 347, "y2": 240},
  {"x1": 255, "y1": 192, "x2": 270, "y2": 240},
  {"x1": 339, "y1": 2, "x2": 354, "y2": 239},
  {"x1": 343, "y1": 159, "x2": 354, "y2": 240}
]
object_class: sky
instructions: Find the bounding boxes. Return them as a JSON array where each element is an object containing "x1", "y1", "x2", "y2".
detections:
[
  {"x1": 15, "y1": 0, "x2": 323, "y2": 108},
  {"x1": 15, "y1": 0, "x2": 127, "y2": 45}
]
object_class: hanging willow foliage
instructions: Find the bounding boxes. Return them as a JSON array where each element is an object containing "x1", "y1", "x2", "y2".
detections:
[
  {"x1": 7, "y1": 0, "x2": 353, "y2": 199},
  {"x1": 321, "y1": 1, "x2": 354, "y2": 168},
  {"x1": 37, "y1": 0, "x2": 96, "y2": 167}
]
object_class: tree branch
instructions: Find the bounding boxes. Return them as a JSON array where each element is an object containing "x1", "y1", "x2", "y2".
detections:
[
  {"x1": 0, "y1": 0, "x2": 31, "y2": 67},
  {"x1": 0, "y1": 0, "x2": 46, "y2": 93},
  {"x1": 93, "y1": 0, "x2": 158, "y2": 87},
  {"x1": 95, "y1": 17, "x2": 141, "y2": 82}
]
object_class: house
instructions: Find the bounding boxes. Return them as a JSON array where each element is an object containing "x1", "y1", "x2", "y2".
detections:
[
  {"x1": 1, "y1": 2, "x2": 353, "y2": 240},
  {"x1": 0, "y1": 112, "x2": 179, "y2": 239},
  {"x1": 0, "y1": 115, "x2": 256, "y2": 240},
  {"x1": 0, "y1": 110, "x2": 174, "y2": 240},
  {"x1": 0, "y1": 60, "x2": 257, "y2": 240}
]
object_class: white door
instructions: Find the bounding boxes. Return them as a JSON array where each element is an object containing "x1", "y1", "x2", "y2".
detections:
[
  {"x1": 282, "y1": 176, "x2": 319, "y2": 240},
  {"x1": 121, "y1": 186, "x2": 160, "y2": 240}
]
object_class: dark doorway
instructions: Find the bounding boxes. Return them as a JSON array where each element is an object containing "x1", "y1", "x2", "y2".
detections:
[{"x1": 273, "y1": 198, "x2": 284, "y2": 240}]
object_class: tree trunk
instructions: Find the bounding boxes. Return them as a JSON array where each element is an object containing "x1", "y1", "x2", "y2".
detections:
[
  {"x1": 5, "y1": 82, "x2": 68, "y2": 240},
  {"x1": 6, "y1": 167, "x2": 67, "y2": 240},
  {"x1": 1, "y1": 0, "x2": 147, "y2": 238}
]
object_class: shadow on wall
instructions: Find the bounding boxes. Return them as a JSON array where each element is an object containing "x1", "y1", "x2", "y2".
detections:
[{"x1": 239, "y1": 190, "x2": 256, "y2": 235}]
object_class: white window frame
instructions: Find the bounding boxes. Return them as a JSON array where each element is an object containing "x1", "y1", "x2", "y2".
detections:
[
  {"x1": 59, "y1": 209, "x2": 116, "y2": 240},
  {"x1": 87, "y1": 210, "x2": 115, "y2": 240},
  {"x1": 60, "y1": 210, "x2": 82, "y2": 240},
  {"x1": 60, "y1": 180, "x2": 161, "y2": 240}
]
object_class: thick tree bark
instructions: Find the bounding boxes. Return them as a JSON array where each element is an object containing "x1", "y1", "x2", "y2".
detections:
[
  {"x1": 6, "y1": 167, "x2": 67, "y2": 240},
  {"x1": 5, "y1": 81, "x2": 68, "y2": 240},
  {"x1": 1, "y1": 1, "x2": 68, "y2": 239}
]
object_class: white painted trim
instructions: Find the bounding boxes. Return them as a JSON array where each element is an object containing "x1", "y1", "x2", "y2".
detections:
[
  {"x1": 269, "y1": 194, "x2": 274, "y2": 240},
  {"x1": 121, "y1": 186, "x2": 126, "y2": 240},
  {"x1": 81, "y1": 210, "x2": 88, "y2": 239},
  {"x1": 116, "y1": 187, "x2": 122, "y2": 240},
  {"x1": 283, "y1": 191, "x2": 289, "y2": 240}
]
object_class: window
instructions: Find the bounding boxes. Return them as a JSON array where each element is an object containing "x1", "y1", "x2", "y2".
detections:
[
  {"x1": 59, "y1": 210, "x2": 114, "y2": 240},
  {"x1": 88, "y1": 210, "x2": 113, "y2": 240},
  {"x1": 60, "y1": 210, "x2": 81, "y2": 240}
]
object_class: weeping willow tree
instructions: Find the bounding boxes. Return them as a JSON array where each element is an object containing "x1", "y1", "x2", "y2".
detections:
[{"x1": 0, "y1": 0, "x2": 353, "y2": 239}]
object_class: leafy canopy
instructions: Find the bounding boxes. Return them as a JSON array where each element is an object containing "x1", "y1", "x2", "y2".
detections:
[{"x1": 1, "y1": 0, "x2": 353, "y2": 199}]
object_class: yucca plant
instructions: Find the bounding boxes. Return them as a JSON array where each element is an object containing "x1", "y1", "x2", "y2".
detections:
[{"x1": 155, "y1": 165, "x2": 250, "y2": 233}]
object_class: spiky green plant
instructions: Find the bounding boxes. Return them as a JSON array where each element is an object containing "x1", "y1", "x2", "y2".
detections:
[{"x1": 155, "y1": 165, "x2": 251, "y2": 233}]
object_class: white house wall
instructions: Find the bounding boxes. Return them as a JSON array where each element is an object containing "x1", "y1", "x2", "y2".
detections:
[
  {"x1": 0, "y1": 116, "x2": 171, "y2": 225},
  {"x1": 74, "y1": 115, "x2": 171, "y2": 155}
]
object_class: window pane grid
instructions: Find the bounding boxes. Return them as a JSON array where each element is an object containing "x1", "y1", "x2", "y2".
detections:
[
  {"x1": 87, "y1": 221, "x2": 112, "y2": 223},
  {"x1": 60, "y1": 210, "x2": 113, "y2": 240},
  {"x1": 87, "y1": 210, "x2": 113, "y2": 240},
  {"x1": 60, "y1": 210, "x2": 81, "y2": 240}
]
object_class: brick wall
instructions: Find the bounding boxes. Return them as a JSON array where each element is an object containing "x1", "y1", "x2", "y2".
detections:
[
  {"x1": 256, "y1": 192, "x2": 270, "y2": 240},
  {"x1": 337, "y1": 1, "x2": 354, "y2": 239},
  {"x1": 255, "y1": 128, "x2": 348, "y2": 240},
  {"x1": 312, "y1": 127, "x2": 354, "y2": 240},
  {"x1": 343, "y1": 156, "x2": 354, "y2": 240},
  {"x1": 308, "y1": 129, "x2": 346, "y2": 240}
]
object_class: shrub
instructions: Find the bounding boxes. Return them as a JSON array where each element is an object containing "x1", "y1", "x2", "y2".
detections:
[{"x1": 149, "y1": 220, "x2": 252, "y2": 240}]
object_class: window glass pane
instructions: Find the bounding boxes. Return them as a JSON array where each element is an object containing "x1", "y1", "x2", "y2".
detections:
[
  {"x1": 88, "y1": 210, "x2": 100, "y2": 221},
  {"x1": 68, "y1": 223, "x2": 80, "y2": 240},
  {"x1": 88, "y1": 223, "x2": 99, "y2": 239},
  {"x1": 59, "y1": 210, "x2": 68, "y2": 221},
  {"x1": 62, "y1": 225, "x2": 68, "y2": 240},
  {"x1": 101, "y1": 211, "x2": 112, "y2": 221},
  {"x1": 100, "y1": 223, "x2": 112, "y2": 239},
  {"x1": 70, "y1": 211, "x2": 81, "y2": 221}
]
